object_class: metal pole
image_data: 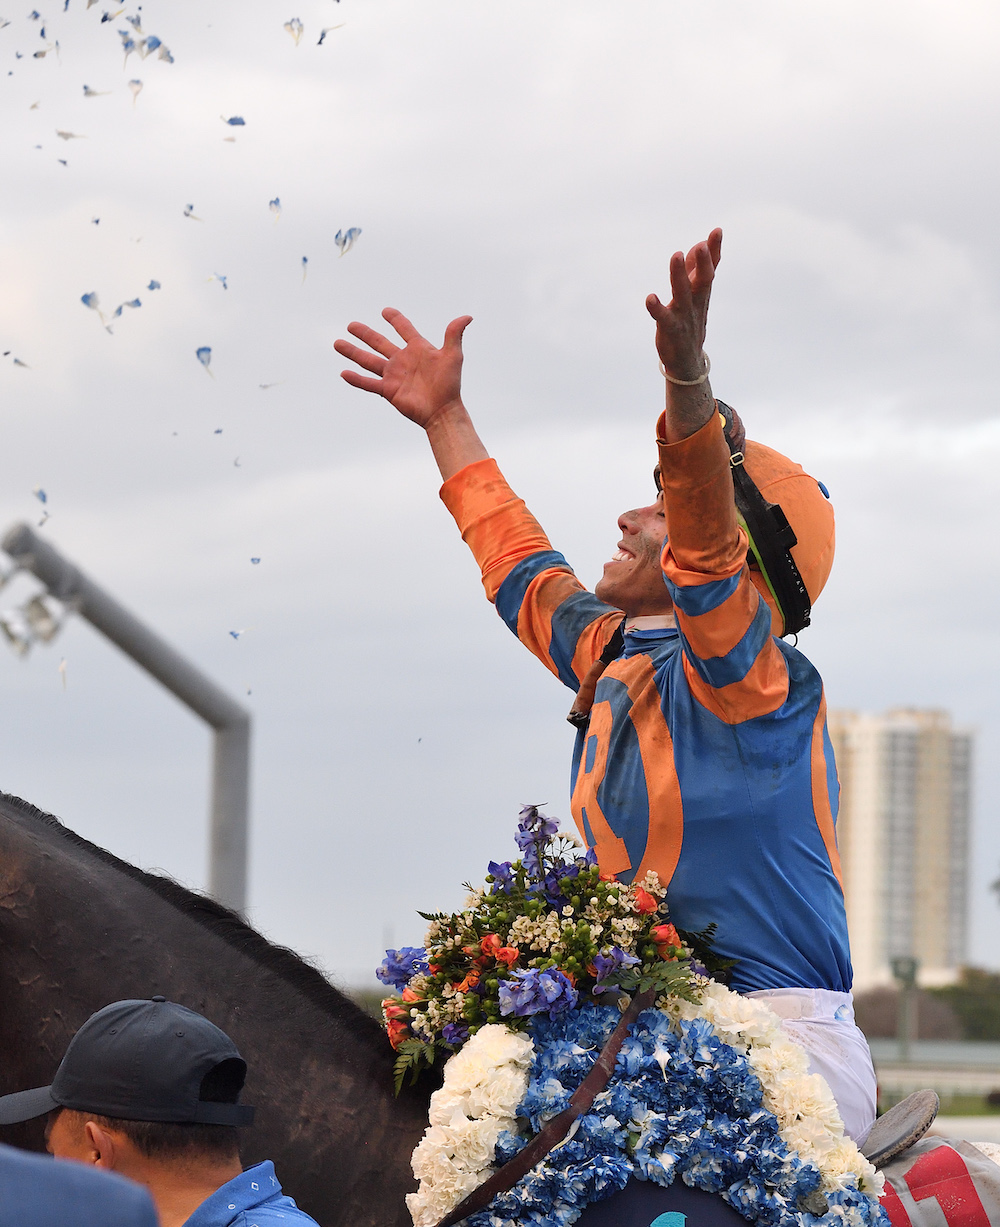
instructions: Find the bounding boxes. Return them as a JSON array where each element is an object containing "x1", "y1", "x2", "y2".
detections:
[
  {"x1": 2, "y1": 522, "x2": 251, "y2": 913},
  {"x1": 891, "y1": 955, "x2": 920, "y2": 1066},
  {"x1": 900, "y1": 983, "x2": 916, "y2": 1065}
]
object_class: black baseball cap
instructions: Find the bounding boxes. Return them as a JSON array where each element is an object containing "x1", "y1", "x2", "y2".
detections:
[{"x1": 0, "y1": 998, "x2": 255, "y2": 1127}]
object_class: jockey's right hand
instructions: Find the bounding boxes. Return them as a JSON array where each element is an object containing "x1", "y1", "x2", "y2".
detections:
[{"x1": 335, "y1": 308, "x2": 473, "y2": 432}]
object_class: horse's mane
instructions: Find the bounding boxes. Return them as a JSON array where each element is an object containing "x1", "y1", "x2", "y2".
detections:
[{"x1": 0, "y1": 791, "x2": 387, "y2": 1047}]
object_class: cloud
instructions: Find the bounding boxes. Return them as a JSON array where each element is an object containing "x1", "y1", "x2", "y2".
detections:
[{"x1": 0, "y1": 0, "x2": 997, "y2": 982}]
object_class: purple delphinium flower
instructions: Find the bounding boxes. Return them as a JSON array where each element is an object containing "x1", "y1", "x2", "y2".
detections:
[
  {"x1": 535, "y1": 861, "x2": 579, "y2": 907},
  {"x1": 499, "y1": 968, "x2": 579, "y2": 1018},
  {"x1": 591, "y1": 946, "x2": 640, "y2": 993},
  {"x1": 515, "y1": 804, "x2": 559, "y2": 879},
  {"x1": 375, "y1": 946, "x2": 428, "y2": 991},
  {"x1": 583, "y1": 846, "x2": 598, "y2": 867},
  {"x1": 441, "y1": 1022, "x2": 470, "y2": 1046},
  {"x1": 488, "y1": 860, "x2": 515, "y2": 894}
]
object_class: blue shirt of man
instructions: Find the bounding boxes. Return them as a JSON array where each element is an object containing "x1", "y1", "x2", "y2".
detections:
[
  {"x1": 0, "y1": 1142, "x2": 157, "y2": 1227},
  {"x1": 184, "y1": 1161, "x2": 315, "y2": 1227}
]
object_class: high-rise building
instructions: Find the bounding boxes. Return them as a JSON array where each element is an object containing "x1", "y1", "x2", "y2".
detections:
[{"x1": 827, "y1": 708, "x2": 972, "y2": 991}]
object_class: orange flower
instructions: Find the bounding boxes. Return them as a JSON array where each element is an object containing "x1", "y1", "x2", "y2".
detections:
[
  {"x1": 455, "y1": 970, "x2": 480, "y2": 993},
  {"x1": 599, "y1": 871, "x2": 617, "y2": 882},
  {"x1": 651, "y1": 922, "x2": 681, "y2": 961},
  {"x1": 382, "y1": 1000, "x2": 408, "y2": 1020},
  {"x1": 634, "y1": 887, "x2": 658, "y2": 914},
  {"x1": 495, "y1": 946, "x2": 520, "y2": 968},
  {"x1": 650, "y1": 923, "x2": 680, "y2": 948},
  {"x1": 480, "y1": 934, "x2": 502, "y2": 957},
  {"x1": 401, "y1": 986, "x2": 421, "y2": 1002},
  {"x1": 386, "y1": 1018, "x2": 410, "y2": 1050}
]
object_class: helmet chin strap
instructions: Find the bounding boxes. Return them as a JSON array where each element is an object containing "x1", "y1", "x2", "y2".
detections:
[
  {"x1": 715, "y1": 400, "x2": 811, "y2": 637},
  {"x1": 652, "y1": 402, "x2": 812, "y2": 638}
]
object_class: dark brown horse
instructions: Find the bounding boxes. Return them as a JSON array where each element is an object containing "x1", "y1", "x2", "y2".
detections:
[{"x1": 0, "y1": 792, "x2": 430, "y2": 1227}]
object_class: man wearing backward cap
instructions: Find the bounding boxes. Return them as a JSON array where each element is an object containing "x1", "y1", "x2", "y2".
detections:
[{"x1": 335, "y1": 228, "x2": 875, "y2": 1146}]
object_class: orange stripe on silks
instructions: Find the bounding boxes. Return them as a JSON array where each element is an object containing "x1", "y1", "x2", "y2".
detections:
[
  {"x1": 628, "y1": 678, "x2": 685, "y2": 890},
  {"x1": 571, "y1": 612, "x2": 627, "y2": 689},
  {"x1": 810, "y1": 692, "x2": 844, "y2": 891},
  {"x1": 570, "y1": 700, "x2": 632, "y2": 876},
  {"x1": 470, "y1": 503, "x2": 554, "y2": 601},
  {"x1": 672, "y1": 579, "x2": 759, "y2": 662},
  {"x1": 681, "y1": 643, "x2": 789, "y2": 724},
  {"x1": 515, "y1": 569, "x2": 587, "y2": 682},
  {"x1": 662, "y1": 526, "x2": 747, "y2": 590},
  {"x1": 440, "y1": 459, "x2": 555, "y2": 601}
]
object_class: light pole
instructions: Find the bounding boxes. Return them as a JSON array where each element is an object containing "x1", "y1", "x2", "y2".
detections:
[
  {"x1": 0, "y1": 522, "x2": 251, "y2": 913},
  {"x1": 891, "y1": 955, "x2": 920, "y2": 1065}
]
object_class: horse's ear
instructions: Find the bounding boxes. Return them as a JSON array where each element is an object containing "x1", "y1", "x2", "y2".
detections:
[{"x1": 198, "y1": 1057, "x2": 247, "y2": 1104}]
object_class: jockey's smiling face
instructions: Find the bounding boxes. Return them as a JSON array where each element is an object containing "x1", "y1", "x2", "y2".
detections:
[{"x1": 594, "y1": 493, "x2": 675, "y2": 617}]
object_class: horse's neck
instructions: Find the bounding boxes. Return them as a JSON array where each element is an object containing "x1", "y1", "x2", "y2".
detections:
[{"x1": 0, "y1": 819, "x2": 427, "y2": 1144}]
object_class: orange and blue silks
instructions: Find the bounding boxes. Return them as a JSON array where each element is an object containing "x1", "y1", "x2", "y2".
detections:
[{"x1": 440, "y1": 412, "x2": 849, "y2": 995}]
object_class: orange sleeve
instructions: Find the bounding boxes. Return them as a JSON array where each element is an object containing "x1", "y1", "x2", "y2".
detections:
[
  {"x1": 656, "y1": 413, "x2": 789, "y2": 722},
  {"x1": 440, "y1": 458, "x2": 622, "y2": 690}
]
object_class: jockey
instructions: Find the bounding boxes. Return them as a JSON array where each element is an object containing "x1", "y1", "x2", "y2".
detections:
[{"x1": 335, "y1": 228, "x2": 876, "y2": 1146}]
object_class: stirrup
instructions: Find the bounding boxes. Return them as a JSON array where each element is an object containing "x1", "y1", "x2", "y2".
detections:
[{"x1": 861, "y1": 1089, "x2": 940, "y2": 1168}]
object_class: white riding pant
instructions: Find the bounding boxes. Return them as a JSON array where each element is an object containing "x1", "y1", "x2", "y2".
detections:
[{"x1": 746, "y1": 988, "x2": 877, "y2": 1147}]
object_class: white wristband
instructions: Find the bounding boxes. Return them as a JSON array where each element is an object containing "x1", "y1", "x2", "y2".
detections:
[{"x1": 659, "y1": 352, "x2": 710, "y2": 386}]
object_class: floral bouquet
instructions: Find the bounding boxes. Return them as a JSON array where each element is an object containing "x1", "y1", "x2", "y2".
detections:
[
  {"x1": 379, "y1": 805, "x2": 724, "y2": 1089},
  {"x1": 378, "y1": 808, "x2": 888, "y2": 1227}
]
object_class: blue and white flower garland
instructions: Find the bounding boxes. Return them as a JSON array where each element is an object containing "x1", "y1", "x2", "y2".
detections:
[{"x1": 406, "y1": 986, "x2": 888, "y2": 1227}]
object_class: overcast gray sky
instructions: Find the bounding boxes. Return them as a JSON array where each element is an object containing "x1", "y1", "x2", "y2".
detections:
[{"x1": 1, "y1": 0, "x2": 997, "y2": 987}]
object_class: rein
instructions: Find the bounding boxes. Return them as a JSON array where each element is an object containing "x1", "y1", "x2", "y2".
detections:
[{"x1": 433, "y1": 988, "x2": 656, "y2": 1227}]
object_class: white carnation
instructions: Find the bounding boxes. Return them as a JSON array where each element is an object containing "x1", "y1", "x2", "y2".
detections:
[
  {"x1": 767, "y1": 1072, "x2": 843, "y2": 1133},
  {"x1": 780, "y1": 1115, "x2": 840, "y2": 1165},
  {"x1": 411, "y1": 1139, "x2": 478, "y2": 1187},
  {"x1": 427, "y1": 1086, "x2": 471, "y2": 1126},
  {"x1": 820, "y1": 1136, "x2": 884, "y2": 1198},
  {"x1": 697, "y1": 982, "x2": 783, "y2": 1044},
  {"x1": 447, "y1": 1114, "x2": 506, "y2": 1170},
  {"x1": 406, "y1": 1167, "x2": 484, "y2": 1227},
  {"x1": 443, "y1": 1024, "x2": 533, "y2": 1093},
  {"x1": 747, "y1": 1037, "x2": 810, "y2": 1083},
  {"x1": 466, "y1": 1063, "x2": 529, "y2": 1118},
  {"x1": 406, "y1": 1024, "x2": 534, "y2": 1227}
]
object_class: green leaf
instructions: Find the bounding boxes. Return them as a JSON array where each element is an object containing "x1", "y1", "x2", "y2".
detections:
[
  {"x1": 677, "y1": 923, "x2": 737, "y2": 981},
  {"x1": 392, "y1": 1038, "x2": 437, "y2": 1095}
]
